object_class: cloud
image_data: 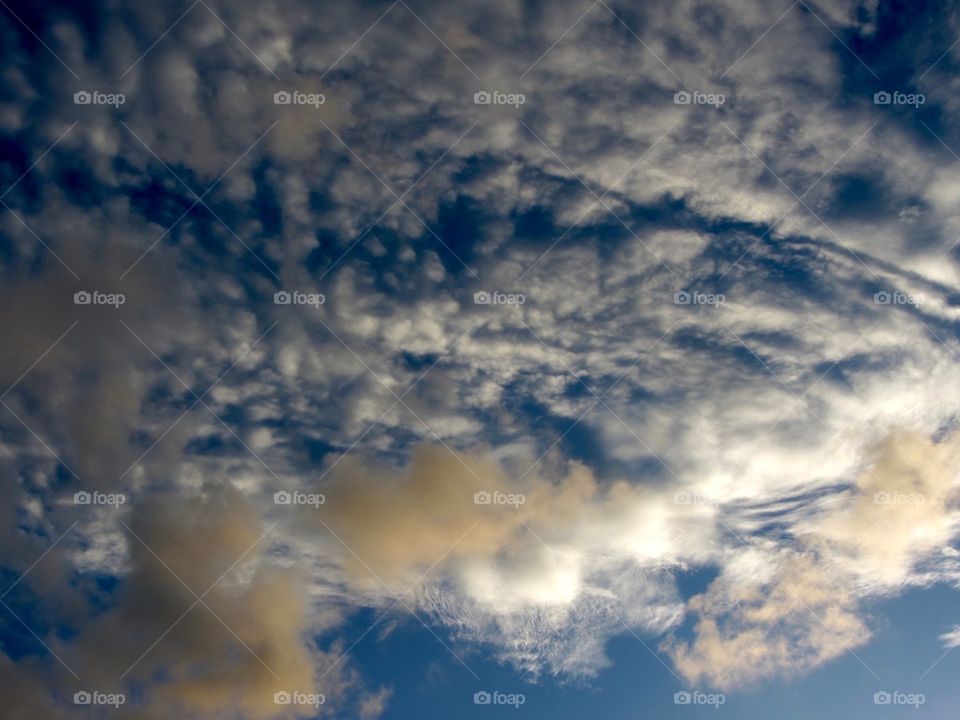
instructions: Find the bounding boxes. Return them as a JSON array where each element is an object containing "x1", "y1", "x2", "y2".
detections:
[
  {"x1": 814, "y1": 430, "x2": 960, "y2": 590},
  {"x1": 940, "y1": 625, "x2": 960, "y2": 650},
  {"x1": 358, "y1": 686, "x2": 393, "y2": 720},
  {"x1": 0, "y1": 651, "x2": 69, "y2": 720},
  {"x1": 305, "y1": 445, "x2": 598, "y2": 590},
  {"x1": 4, "y1": 0, "x2": 960, "y2": 706},
  {"x1": 666, "y1": 430, "x2": 960, "y2": 688},
  {"x1": 665, "y1": 551, "x2": 870, "y2": 689},
  {"x1": 1, "y1": 483, "x2": 381, "y2": 719},
  {"x1": 289, "y1": 444, "x2": 713, "y2": 676},
  {"x1": 294, "y1": 429, "x2": 960, "y2": 686},
  {"x1": 0, "y1": 215, "x2": 201, "y2": 489}
]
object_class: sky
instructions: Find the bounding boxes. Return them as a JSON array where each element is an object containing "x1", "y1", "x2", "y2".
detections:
[{"x1": 1, "y1": 0, "x2": 960, "y2": 717}]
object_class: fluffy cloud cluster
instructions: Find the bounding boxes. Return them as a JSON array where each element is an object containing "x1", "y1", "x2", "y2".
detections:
[
  {"x1": 667, "y1": 431, "x2": 960, "y2": 688},
  {"x1": 0, "y1": 482, "x2": 390, "y2": 718}
]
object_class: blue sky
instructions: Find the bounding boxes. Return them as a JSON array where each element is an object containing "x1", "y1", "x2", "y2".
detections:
[
  {"x1": 2, "y1": 0, "x2": 960, "y2": 717},
  {"x1": 337, "y1": 584, "x2": 960, "y2": 720}
]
